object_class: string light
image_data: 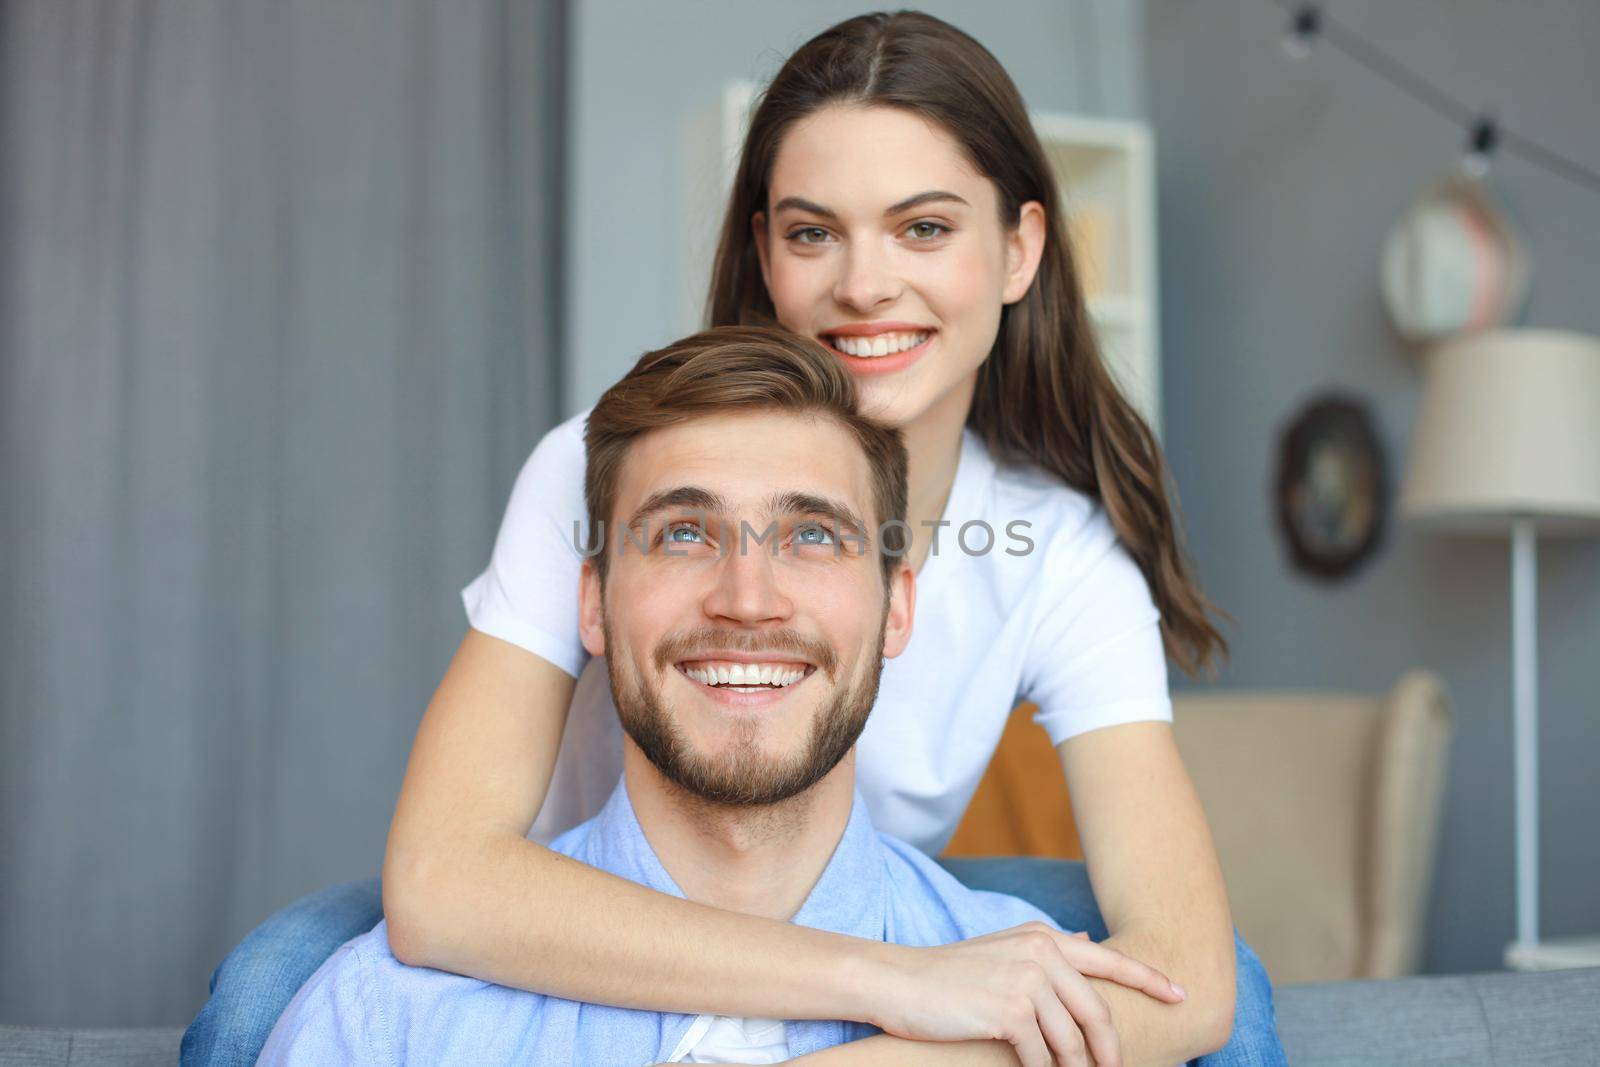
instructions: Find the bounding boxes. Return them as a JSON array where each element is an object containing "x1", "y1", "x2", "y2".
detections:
[
  {"x1": 1282, "y1": 4, "x2": 1320, "y2": 61},
  {"x1": 1271, "y1": 1, "x2": 1600, "y2": 194},
  {"x1": 1464, "y1": 114, "x2": 1499, "y2": 177}
]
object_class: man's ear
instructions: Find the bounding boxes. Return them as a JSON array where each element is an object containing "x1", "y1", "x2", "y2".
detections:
[
  {"x1": 751, "y1": 210, "x2": 772, "y2": 294},
  {"x1": 578, "y1": 558, "x2": 606, "y2": 657},
  {"x1": 880, "y1": 560, "x2": 916, "y2": 660},
  {"x1": 1001, "y1": 199, "x2": 1047, "y2": 305}
]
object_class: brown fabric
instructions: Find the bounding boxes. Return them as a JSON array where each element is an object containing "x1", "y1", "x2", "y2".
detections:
[{"x1": 945, "y1": 702, "x2": 1083, "y2": 859}]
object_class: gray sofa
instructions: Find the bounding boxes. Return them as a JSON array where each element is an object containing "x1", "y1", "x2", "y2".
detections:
[{"x1": 4, "y1": 965, "x2": 1597, "y2": 1066}]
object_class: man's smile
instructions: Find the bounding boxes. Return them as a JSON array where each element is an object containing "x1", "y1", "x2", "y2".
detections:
[{"x1": 672, "y1": 653, "x2": 820, "y2": 707}]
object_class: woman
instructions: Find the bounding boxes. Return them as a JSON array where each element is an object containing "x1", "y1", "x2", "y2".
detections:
[{"x1": 186, "y1": 11, "x2": 1284, "y2": 1067}]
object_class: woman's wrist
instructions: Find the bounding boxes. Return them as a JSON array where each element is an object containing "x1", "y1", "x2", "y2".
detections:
[{"x1": 834, "y1": 937, "x2": 910, "y2": 1032}]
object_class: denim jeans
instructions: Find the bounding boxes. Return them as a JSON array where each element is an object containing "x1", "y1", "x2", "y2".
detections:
[{"x1": 182, "y1": 860, "x2": 1285, "y2": 1065}]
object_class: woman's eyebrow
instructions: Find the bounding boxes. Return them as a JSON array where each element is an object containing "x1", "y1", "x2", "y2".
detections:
[
  {"x1": 883, "y1": 190, "x2": 969, "y2": 215},
  {"x1": 771, "y1": 190, "x2": 969, "y2": 220}
]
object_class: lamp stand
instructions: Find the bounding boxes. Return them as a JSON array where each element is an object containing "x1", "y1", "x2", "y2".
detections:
[
  {"x1": 1509, "y1": 517, "x2": 1539, "y2": 959},
  {"x1": 1501, "y1": 521, "x2": 1600, "y2": 972}
]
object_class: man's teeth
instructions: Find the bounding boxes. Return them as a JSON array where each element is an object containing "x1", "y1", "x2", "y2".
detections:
[
  {"x1": 829, "y1": 331, "x2": 930, "y2": 358},
  {"x1": 684, "y1": 663, "x2": 807, "y2": 689}
]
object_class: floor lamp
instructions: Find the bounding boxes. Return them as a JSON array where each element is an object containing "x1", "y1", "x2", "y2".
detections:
[{"x1": 1400, "y1": 328, "x2": 1600, "y2": 970}]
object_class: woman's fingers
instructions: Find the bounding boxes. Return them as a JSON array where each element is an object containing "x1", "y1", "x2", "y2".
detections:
[
  {"x1": 1029, "y1": 978, "x2": 1095, "y2": 1067},
  {"x1": 1055, "y1": 932, "x2": 1185, "y2": 1004},
  {"x1": 996, "y1": 963, "x2": 1089, "y2": 1067},
  {"x1": 985, "y1": 923, "x2": 1177, "y2": 1066},
  {"x1": 999, "y1": 928, "x2": 1117, "y2": 1067},
  {"x1": 1006, "y1": 1014, "x2": 1053, "y2": 1067},
  {"x1": 868, "y1": 924, "x2": 1178, "y2": 1063},
  {"x1": 1043, "y1": 964, "x2": 1118, "y2": 1067}
]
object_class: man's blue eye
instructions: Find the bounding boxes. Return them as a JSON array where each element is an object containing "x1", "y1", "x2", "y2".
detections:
[
  {"x1": 796, "y1": 525, "x2": 835, "y2": 545},
  {"x1": 666, "y1": 524, "x2": 704, "y2": 543}
]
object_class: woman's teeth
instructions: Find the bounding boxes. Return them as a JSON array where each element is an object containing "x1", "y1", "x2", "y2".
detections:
[
  {"x1": 683, "y1": 663, "x2": 807, "y2": 691},
  {"x1": 829, "y1": 331, "x2": 930, "y2": 358}
]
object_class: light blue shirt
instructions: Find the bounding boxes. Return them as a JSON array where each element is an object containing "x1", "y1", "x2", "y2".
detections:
[{"x1": 258, "y1": 777, "x2": 1059, "y2": 1066}]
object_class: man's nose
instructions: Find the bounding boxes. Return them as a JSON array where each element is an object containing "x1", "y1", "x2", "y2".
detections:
[
  {"x1": 701, "y1": 528, "x2": 794, "y2": 624},
  {"x1": 832, "y1": 240, "x2": 900, "y2": 312}
]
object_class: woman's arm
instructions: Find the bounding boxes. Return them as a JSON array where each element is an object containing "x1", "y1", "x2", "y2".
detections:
[
  {"x1": 382, "y1": 630, "x2": 1182, "y2": 1067},
  {"x1": 787, "y1": 1034, "x2": 1020, "y2": 1065},
  {"x1": 383, "y1": 629, "x2": 872, "y2": 1019},
  {"x1": 1056, "y1": 721, "x2": 1238, "y2": 1066}
]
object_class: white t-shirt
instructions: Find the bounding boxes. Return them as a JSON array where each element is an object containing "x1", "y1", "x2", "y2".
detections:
[
  {"x1": 461, "y1": 410, "x2": 1172, "y2": 854},
  {"x1": 670, "y1": 1014, "x2": 789, "y2": 1063}
]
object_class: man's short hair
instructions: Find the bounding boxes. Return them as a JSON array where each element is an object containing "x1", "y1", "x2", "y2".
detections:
[{"x1": 584, "y1": 325, "x2": 909, "y2": 582}]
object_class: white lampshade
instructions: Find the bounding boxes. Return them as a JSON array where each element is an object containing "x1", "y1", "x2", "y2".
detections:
[{"x1": 1401, "y1": 329, "x2": 1600, "y2": 534}]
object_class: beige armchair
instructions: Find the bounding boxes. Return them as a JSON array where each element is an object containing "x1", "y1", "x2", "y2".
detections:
[
  {"x1": 1172, "y1": 671, "x2": 1453, "y2": 984},
  {"x1": 945, "y1": 671, "x2": 1453, "y2": 985}
]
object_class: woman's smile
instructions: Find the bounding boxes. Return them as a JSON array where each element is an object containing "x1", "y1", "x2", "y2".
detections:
[{"x1": 819, "y1": 322, "x2": 938, "y2": 377}]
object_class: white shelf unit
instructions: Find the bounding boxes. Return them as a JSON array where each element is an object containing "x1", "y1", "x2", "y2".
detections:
[
  {"x1": 1034, "y1": 112, "x2": 1161, "y2": 436},
  {"x1": 682, "y1": 84, "x2": 1162, "y2": 436}
]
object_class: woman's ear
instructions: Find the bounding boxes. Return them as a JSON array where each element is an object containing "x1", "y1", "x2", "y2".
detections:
[
  {"x1": 1001, "y1": 200, "x2": 1047, "y2": 305},
  {"x1": 879, "y1": 561, "x2": 916, "y2": 661},
  {"x1": 578, "y1": 559, "x2": 607, "y2": 658},
  {"x1": 751, "y1": 210, "x2": 772, "y2": 293}
]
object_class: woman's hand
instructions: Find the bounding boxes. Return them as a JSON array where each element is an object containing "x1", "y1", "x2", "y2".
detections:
[{"x1": 865, "y1": 922, "x2": 1186, "y2": 1067}]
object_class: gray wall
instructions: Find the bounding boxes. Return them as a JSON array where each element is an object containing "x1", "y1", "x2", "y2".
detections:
[
  {"x1": 1148, "y1": 0, "x2": 1599, "y2": 974},
  {"x1": 0, "y1": 0, "x2": 565, "y2": 1027},
  {"x1": 565, "y1": 0, "x2": 1148, "y2": 414}
]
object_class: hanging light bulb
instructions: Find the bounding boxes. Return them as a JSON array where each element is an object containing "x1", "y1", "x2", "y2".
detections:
[
  {"x1": 1282, "y1": 4, "x2": 1322, "y2": 61},
  {"x1": 1464, "y1": 113, "x2": 1499, "y2": 177}
]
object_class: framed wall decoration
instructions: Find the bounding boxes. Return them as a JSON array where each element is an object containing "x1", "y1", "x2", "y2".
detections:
[{"x1": 1273, "y1": 394, "x2": 1389, "y2": 581}]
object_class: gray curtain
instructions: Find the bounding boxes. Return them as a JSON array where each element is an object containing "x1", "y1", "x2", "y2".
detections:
[{"x1": 0, "y1": 0, "x2": 566, "y2": 1027}]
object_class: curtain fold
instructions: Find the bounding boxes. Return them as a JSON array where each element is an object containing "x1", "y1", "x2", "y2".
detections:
[{"x1": 0, "y1": 0, "x2": 565, "y2": 1026}]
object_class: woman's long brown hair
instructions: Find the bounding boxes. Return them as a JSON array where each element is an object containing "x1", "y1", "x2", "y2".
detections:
[{"x1": 705, "y1": 10, "x2": 1227, "y2": 677}]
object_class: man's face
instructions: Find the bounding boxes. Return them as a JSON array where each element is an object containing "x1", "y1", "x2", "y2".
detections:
[{"x1": 578, "y1": 410, "x2": 914, "y2": 806}]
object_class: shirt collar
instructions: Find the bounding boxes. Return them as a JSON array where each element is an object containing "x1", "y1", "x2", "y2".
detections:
[{"x1": 581, "y1": 774, "x2": 888, "y2": 944}]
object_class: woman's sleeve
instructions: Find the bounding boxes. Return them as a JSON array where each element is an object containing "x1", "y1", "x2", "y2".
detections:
[
  {"x1": 459, "y1": 411, "x2": 592, "y2": 679},
  {"x1": 1019, "y1": 507, "x2": 1173, "y2": 746}
]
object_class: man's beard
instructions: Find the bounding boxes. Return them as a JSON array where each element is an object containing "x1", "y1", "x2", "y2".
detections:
[{"x1": 604, "y1": 618, "x2": 886, "y2": 808}]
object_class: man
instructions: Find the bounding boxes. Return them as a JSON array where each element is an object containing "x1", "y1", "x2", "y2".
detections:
[{"x1": 258, "y1": 326, "x2": 1162, "y2": 1065}]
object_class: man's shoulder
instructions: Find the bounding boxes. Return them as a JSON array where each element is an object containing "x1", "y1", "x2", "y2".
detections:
[
  {"x1": 874, "y1": 832, "x2": 1061, "y2": 942},
  {"x1": 262, "y1": 920, "x2": 563, "y2": 1065},
  {"x1": 313, "y1": 920, "x2": 519, "y2": 1011}
]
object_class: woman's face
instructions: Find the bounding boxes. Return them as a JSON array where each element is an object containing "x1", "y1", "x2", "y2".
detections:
[{"x1": 753, "y1": 104, "x2": 1044, "y2": 430}]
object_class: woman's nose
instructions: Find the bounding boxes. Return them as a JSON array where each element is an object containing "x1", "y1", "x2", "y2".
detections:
[{"x1": 832, "y1": 241, "x2": 900, "y2": 312}]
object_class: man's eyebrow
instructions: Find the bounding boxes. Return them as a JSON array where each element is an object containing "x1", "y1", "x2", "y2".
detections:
[
  {"x1": 626, "y1": 486, "x2": 728, "y2": 528},
  {"x1": 766, "y1": 491, "x2": 868, "y2": 537},
  {"x1": 770, "y1": 190, "x2": 970, "y2": 222}
]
